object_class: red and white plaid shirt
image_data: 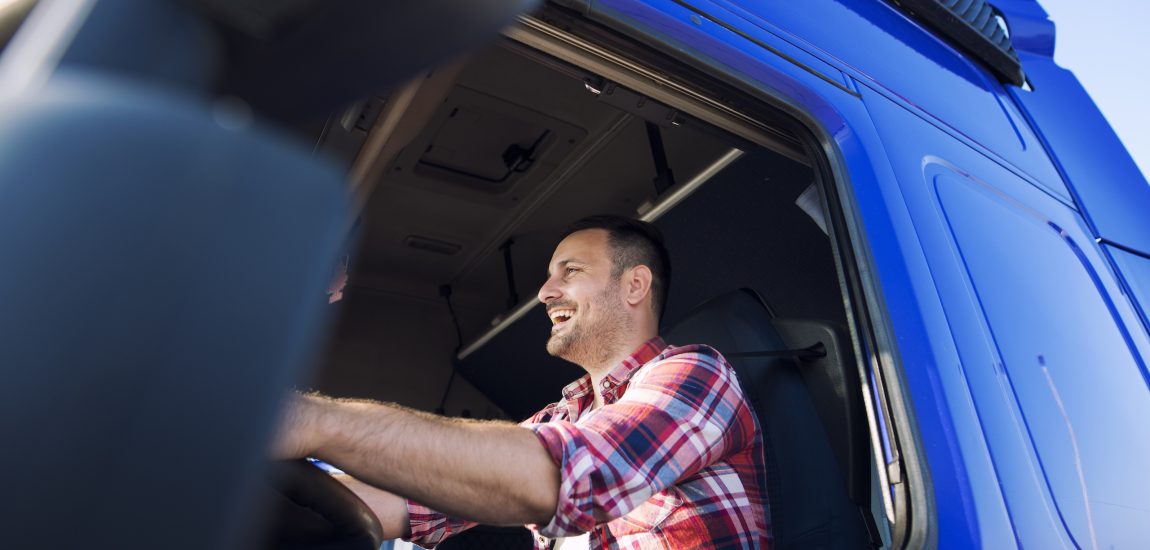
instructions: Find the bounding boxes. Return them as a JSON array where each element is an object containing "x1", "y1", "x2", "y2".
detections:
[{"x1": 406, "y1": 337, "x2": 771, "y2": 549}]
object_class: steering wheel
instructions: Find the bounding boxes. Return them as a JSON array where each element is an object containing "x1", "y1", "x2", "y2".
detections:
[{"x1": 260, "y1": 460, "x2": 384, "y2": 550}]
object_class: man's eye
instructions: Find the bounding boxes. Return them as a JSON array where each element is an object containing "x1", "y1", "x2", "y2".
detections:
[{"x1": 565, "y1": 267, "x2": 580, "y2": 275}]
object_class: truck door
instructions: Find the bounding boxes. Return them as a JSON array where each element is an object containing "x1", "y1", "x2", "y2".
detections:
[{"x1": 862, "y1": 58, "x2": 1150, "y2": 550}]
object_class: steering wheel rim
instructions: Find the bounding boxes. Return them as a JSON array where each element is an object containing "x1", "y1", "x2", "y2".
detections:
[{"x1": 260, "y1": 460, "x2": 385, "y2": 550}]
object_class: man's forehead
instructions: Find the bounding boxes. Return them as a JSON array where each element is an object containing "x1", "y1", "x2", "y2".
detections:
[{"x1": 550, "y1": 229, "x2": 610, "y2": 265}]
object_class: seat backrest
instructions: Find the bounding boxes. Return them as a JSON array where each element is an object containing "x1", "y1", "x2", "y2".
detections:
[{"x1": 665, "y1": 289, "x2": 875, "y2": 549}]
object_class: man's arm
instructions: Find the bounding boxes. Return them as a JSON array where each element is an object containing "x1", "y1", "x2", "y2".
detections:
[
  {"x1": 332, "y1": 474, "x2": 410, "y2": 539},
  {"x1": 274, "y1": 393, "x2": 560, "y2": 526}
]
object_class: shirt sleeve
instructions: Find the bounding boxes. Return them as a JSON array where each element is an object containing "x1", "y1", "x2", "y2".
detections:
[
  {"x1": 524, "y1": 346, "x2": 755, "y2": 538},
  {"x1": 403, "y1": 404, "x2": 562, "y2": 548},
  {"x1": 404, "y1": 500, "x2": 477, "y2": 548}
]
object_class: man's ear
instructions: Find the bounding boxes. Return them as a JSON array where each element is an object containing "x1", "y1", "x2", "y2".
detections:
[{"x1": 624, "y1": 265, "x2": 653, "y2": 307}]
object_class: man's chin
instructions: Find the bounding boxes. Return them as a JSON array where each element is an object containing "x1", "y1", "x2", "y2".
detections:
[
  {"x1": 545, "y1": 337, "x2": 565, "y2": 358},
  {"x1": 546, "y1": 334, "x2": 577, "y2": 361}
]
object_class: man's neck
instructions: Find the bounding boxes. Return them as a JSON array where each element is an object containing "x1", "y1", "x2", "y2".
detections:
[{"x1": 583, "y1": 331, "x2": 658, "y2": 409}]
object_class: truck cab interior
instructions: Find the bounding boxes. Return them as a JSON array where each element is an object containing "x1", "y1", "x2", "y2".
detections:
[{"x1": 300, "y1": 10, "x2": 891, "y2": 549}]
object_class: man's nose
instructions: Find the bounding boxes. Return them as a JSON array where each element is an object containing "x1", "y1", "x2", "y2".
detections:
[{"x1": 538, "y1": 276, "x2": 561, "y2": 304}]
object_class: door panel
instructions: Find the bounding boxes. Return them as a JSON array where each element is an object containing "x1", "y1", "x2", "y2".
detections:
[
  {"x1": 1106, "y1": 247, "x2": 1150, "y2": 340},
  {"x1": 863, "y1": 84, "x2": 1150, "y2": 548}
]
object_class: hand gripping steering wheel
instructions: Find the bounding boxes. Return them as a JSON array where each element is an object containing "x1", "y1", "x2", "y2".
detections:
[{"x1": 260, "y1": 460, "x2": 384, "y2": 550}]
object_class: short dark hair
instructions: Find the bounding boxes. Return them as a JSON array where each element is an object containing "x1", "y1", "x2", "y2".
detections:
[{"x1": 560, "y1": 215, "x2": 671, "y2": 320}]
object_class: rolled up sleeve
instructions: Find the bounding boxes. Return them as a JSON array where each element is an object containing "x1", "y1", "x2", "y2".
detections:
[
  {"x1": 525, "y1": 347, "x2": 752, "y2": 538},
  {"x1": 404, "y1": 500, "x2": 477, "y2": 549}
]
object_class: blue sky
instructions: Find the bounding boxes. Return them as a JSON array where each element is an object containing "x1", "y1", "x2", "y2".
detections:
[{"x1": 1039, "y1": 0, "x2": 1148, "y2": 181}]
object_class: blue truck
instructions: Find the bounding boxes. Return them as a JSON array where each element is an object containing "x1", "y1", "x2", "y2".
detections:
[{"x1": 1, "y1": 0, "x2": 1147, "y2": 548}]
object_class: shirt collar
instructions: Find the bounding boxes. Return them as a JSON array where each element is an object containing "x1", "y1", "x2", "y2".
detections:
[{"x1": 560, "y1": 336, "x2": 668, "y2": 402}]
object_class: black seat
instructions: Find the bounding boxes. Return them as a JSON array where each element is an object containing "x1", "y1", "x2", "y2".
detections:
[{"x1": 664, "y1": 289, "x2": 879, "y2": 549}]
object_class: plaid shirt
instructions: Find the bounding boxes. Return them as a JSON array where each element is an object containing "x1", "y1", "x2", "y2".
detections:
[{"x1": 407, "y1": 337, "x2": 771, "y2": 549}]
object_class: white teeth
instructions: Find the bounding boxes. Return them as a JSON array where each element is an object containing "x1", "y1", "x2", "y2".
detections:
[{"x1": 548, "y1": 309, "x2": 575, "y2": 324}]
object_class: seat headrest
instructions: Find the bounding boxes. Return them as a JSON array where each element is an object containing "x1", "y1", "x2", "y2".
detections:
[{"x1": 664, "y1": 288, "x2": 783, "y2": 356}]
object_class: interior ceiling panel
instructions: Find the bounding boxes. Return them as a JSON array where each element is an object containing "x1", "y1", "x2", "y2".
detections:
[
  {"x1": 351, "y1": 40, "x2": 735, "y2": 335},
  {"x1": 383, "y1": 84, "x2": 588, "y2": 205},
  {"x1": 354, "y1": 43, "x2": 621, "y2": 295},
  {"x1": 448, "y1": 119, "x2": 655, "y2": 308}
]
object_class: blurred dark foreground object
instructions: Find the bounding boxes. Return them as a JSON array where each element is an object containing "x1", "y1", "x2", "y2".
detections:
[
  {"x1": 10, "y1": 0, "x2": 538, "y2": 122},
  {"x1": 0, "y1": 70, "x2": 350, "y2": 550},
  {"x1": 204, "y1": 0, "x2": 541, "y2": 121},
  {"x1": 0, "y1": 0, "x2": 537, "y2": 549}
]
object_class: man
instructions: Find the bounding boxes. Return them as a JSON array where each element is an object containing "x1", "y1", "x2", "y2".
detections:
[{"x1": 275, "y1": 215, "x2": 770, "y2": 548}]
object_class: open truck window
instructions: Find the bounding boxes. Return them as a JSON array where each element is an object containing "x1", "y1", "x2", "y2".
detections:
[{"x1": 304, "y1": 8, "x2": 914, "y2": 548}]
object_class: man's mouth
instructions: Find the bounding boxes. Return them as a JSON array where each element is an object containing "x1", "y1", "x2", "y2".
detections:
[{"x1": 548, "y1": 308, "x2": 575, "y2": 329}]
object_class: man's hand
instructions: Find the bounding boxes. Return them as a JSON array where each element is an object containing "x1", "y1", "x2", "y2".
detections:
[{"x1": 335, "y1": 475, "x2": 411, "y2": 539}]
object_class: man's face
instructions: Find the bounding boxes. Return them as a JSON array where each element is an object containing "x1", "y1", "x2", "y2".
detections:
[{"x1": 538, "y1": 229, "x2": 631, "y2": 366}]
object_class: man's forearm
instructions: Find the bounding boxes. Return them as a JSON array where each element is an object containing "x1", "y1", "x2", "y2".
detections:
[{"x1": 284, "y1": 394, "x2": 560, "y2": 526}]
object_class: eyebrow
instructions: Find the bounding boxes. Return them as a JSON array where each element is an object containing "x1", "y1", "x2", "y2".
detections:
[{"x1": 546, "y1": 258, "x2": 584, "y2": 277}]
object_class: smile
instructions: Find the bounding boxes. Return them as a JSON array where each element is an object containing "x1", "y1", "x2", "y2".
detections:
[{"x1": 548, "y1": 308, "x2": 575, "y2": 326}]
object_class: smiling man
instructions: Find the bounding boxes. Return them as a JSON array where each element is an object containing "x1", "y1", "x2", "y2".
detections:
[{"x1": 275, "y1": 215, "x2": 770, "y2": 548}]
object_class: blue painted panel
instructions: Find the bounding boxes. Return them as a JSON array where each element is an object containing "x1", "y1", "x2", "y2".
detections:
[
  {"x1": 861, "y1": 86, "x2": 1070, "y2": 548},
  {"x1": 820, "y1": 99, "x2": 1000, "y2": 549},
  {"x1": 1009, "y1": 52, "x2": 1150, "y2": 254},
  {"x1": 936, "y1": 169, "x2": 1150, "y2": 549},
  {"x1": 1108, "y1": 248, "x2": 1150, "y2": 339},
  {"x1": 862, "y1": 81, "x2": 1150, "y2": 547},
  {"x1": 580, "y1": 0, "x2": 857, "y2": 116},
  {"x1": 707, "y1": 0, "x2": 1066, "y2": 196},
  {"x1": 992, "y1": 0, "x2": 1055, "y2": 57}
]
